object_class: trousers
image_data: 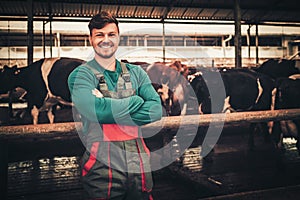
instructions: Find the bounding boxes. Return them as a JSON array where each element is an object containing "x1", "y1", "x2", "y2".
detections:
[{"x1": 80, "y1": 139, "x2": 153, "y2": 200}]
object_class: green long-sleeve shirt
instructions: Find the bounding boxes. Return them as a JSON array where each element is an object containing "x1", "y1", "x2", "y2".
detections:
[{"x1": 68, "y1": 59, "x2": 162, "y2": 133}]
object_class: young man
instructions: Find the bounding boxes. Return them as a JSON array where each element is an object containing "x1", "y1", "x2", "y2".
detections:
[{"x1": 68, "y1": 11, "x2": 162, "y2": 200}]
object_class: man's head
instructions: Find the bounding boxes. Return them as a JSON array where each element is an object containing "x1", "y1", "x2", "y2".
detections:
[
  {"x1": 88, "y1": 11, "x2": 119, "y2": 35},
  {"x1": 88, "y1": 11, "x2": 120, "y2": 60}
]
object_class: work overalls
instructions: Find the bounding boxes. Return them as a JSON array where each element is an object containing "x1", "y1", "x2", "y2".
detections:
[{"x1": 80, "y1": 62, "x2": 153, "y2": 200}]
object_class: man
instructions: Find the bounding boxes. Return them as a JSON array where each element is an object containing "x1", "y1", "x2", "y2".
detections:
[{"x1": 68, "y1": 11, "x2": 162, "y2": 200}]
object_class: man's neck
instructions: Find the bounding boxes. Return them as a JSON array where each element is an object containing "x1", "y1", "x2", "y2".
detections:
[{"x1": 95, "y1": 57, "x2": 116, "y2": 71}]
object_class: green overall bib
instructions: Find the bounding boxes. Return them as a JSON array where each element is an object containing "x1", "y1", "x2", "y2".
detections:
[{"x1": 80, "y1": 62, "x2": 154, "y2": 200}]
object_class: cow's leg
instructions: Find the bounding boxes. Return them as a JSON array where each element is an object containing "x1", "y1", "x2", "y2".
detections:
[
  {"x1": 180, "y1": 103, "x2": 187, "y2": 115},
  {"x1": 222, "y1": 96, "x2": 231, "y2": 113},
  {"x1": 198, "y1": 103, "x2": 203, "y2": 114},
  {"x1": 258, "y1": 122, "x2": 271, "y2": 143},
  {"x1": 248, "y1": 123, "x2": 258, "y2": 150},
  {"x1": 47, "y1": 107, "x2": 55, "y2": 124},
  {"x1": 31, "y1": 106, "x2": 39, "y2": 125},
  {"x1": 276, "y1": 120, "x2": 298, "y2": 150},
  {"x1": 283, "y1": 120, "x2": 299, "y2": 154},
  {"x1": 278, "y1": 133, "x2": 284, "y2": 150},
  {"x1": 295, "y1": 121, "x2": 300, "y2": 155},
  {"x1": 296, "y1": 140, "x2": 300, "y2": 155},
  {"x1": 271, "y1": 121, "x2": 284, "y2": 150}
]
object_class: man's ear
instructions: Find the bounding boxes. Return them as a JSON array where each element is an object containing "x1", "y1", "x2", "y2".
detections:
[
  {"x1": 89, "y1": 35, "x2": 92, "y2": 45},
  {"x1": 117, "y1": 35, "x2": 121, "y2": 45}
]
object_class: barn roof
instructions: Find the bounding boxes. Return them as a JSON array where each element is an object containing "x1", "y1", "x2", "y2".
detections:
[{"x1": 0, "y1": 0, "x2": 300, "y2": 25}]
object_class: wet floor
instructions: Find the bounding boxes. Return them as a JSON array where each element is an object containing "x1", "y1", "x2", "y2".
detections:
[
  {"x1": 7, "y1": 156, "x2": 202, "y2": 200},
  {"x1": 5, "y1": 124, "x2": 300, "y2": 200}
]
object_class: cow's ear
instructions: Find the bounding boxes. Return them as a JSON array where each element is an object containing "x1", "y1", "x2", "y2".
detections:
[
  {"x1": 1, "y1": 65, "x2": 10, "y2": 72},
  {"x1": 14, "y1": 70, "x2": 20, "y2": 75},
  {"x1": 12, "y1": 65, "x2": 20, "y2": 75}
]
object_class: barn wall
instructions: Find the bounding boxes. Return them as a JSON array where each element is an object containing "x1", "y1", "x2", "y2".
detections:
[{"x1": 0, "y1": 46, "x2": 290, "y2": 68}]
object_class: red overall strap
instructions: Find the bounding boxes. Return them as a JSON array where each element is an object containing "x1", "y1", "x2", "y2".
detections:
[
  {"x1": 82, "y1": 142, "x2": 100, "y2": 176},
  {"x1": 102, "y1": 124, "x2": 138, "y2": 141}
]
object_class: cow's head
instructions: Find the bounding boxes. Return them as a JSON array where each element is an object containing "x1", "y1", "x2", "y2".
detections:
[
  {"x1": 152, "y1": 83, "x2": 172, "y2": 116},
  {"x1": 190, "y1": 73, "x2": 212, "y2": 114},
  {"x1": 169, "y1": 61, "x2": 189, "y2": 79},
  {"x1": 0, "y1": 65, "x2": 19, "y2": 94},
  {"x1": 157, "y1": 84, "x2": 172, "y2": 116}
]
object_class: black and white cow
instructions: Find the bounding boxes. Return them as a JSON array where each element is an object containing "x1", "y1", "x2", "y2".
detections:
[
  {"x1": 190, "y1": 68, "x2": 274, "y2": 148},
  {"x1": 255, "y1": 58, "x2": 300, "y2": 80},
  {"x1": 0, "y1": 57, "x2": 85, "y2": 124},
  {"x1": 190, "y1": 68, "x2": 274, "y2": 113},
  {"x1": 271, "y1": 75, "x2": 300, "y2": 154},
  {"x1": 254, "y1": 59, "x2": 300, "y2": 153}
]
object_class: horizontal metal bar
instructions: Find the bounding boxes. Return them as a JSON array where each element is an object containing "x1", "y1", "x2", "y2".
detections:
[{"x1": 1, "y1": 109, "x2": 300, "y2": 139}]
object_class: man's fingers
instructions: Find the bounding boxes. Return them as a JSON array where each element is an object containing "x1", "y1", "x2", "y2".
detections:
[{"x1": 92, "y1": 88, "x2": 104, "y2": 98}]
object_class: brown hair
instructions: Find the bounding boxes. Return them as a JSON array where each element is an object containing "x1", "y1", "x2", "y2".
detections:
[{"x1": 88, "y1": 11, "x2": 119, "y2": 35}]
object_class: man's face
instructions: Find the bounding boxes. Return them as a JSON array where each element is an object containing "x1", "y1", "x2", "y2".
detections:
[{"x1": 89, "y1": 23, "x2": 120, "y2": 59}]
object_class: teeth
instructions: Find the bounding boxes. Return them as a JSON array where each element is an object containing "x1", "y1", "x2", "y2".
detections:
[
  {"x1": 99, "y1": 43, "x2": 113, "y2": 49},
  {"x1": 101, "y1": 46, "x2": 111, "y2": 48}
]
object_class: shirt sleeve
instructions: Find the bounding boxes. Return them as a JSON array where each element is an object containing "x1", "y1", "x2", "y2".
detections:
[
  {"x1": 129, "y1": 67, "x2": 163, "y2": 126},
  {"x1": 68, "y1": 66, "x2": 145, "y2": 125}
]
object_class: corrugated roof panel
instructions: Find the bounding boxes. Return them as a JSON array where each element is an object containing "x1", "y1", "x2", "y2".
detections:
[
  {"x1": 168, "y1": 7, "x2": 186, "y2": 19},
  {"x1": 34, "y1": 2, "x2": 49, "y2": 16},
  {"x1": 61, "y1": 3, "x2": 81, "y2": 17},
  {"x1": 118, "y1": 5, "x2": 136, "y2": 17},
  {"x1": 261, "y1": 11, "x2": 285, "y2": 21},
  {"x1": 182, "y1": 8, "x2": 201, "y2": 18},
  {"x1": 101, "y1": 4, "x2": 119, "y2": 16},
  {"x1": 93, "y1": 4, "x2": 103, "y2": 15},
  {"x1": 51, "y1": 3, "x2": 63, "y2": 16},
  {"x1": 0, "y1": 1, "x2": 26, "y2": 15},
  {"x1": 199, "y1": 8, "x2": 218, "y2": 18},
  {"x1": 82, "y1": 4, "x2": 101, "y2": 16},
  {"x1": 263, "y1": 11, "x2": 299, "y2": 22},
  {"x1": 150, "y1": 7, "x2": 166, "y2": 18},
  {"x1": 213, "y1": 9, "x2": 232, "y2": 18},
  {"x1": 242, "y1": 9, "x2": 264, "y2": 21},
  {"x1": 134, "y1": 6, "x2": 153, "y2": 18},
  {"x1": 0, "y1": 0, "x2": 299, "y2": 23},
  {"x1": 19, "y1": 2, "x2": 27, "y2": 14},
  {"x1": 187, "y1": 0, "x2": 231, "y2": 9}
]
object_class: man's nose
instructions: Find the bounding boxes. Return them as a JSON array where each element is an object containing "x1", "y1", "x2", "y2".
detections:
[{"x1": 103, "y1": 34, "x2": 110, "y2": 42}]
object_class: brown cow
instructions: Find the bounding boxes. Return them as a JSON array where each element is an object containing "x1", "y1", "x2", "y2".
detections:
[{"x1": 146, "y1": 62, "x2": 191, "y2": 116}]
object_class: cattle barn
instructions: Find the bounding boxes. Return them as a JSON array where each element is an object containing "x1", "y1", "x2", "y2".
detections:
[{"x1": 1, "y1": 1, "x2": 300, "y2": 200}]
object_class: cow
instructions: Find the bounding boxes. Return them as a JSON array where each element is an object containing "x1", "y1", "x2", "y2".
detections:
[
  {"x1": 121, "y1": 60, "x2": 182, "y2": 115},
  {"x1": 151, "y1": 83, "x2": 180, "y2": 116},
  {"x1": 270, "y1": 75, "x2": 300, "y2": 154},
  {"x1": 0, "y1": 57, "x2": 85, "y2": 124},
  {"x1": 169, "y1": 60, "x2": 189, "y2": 79},
  {"x1": 146, "y1": 62, "x2": 192, "y2": 116},
  {"x1": 255, "y1": 58, "x2": 299, "y2": 80},
  {"x1": 254, "y1": 59, "x2": 300, "y2": 153},
  {"x1": 190, "y1": 67, "x2": 274, "y2": 149}
]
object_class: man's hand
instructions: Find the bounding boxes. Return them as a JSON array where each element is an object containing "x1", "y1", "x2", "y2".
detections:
[{"x1": 92, "y1": 88, "x2": 104, "y2": 98}]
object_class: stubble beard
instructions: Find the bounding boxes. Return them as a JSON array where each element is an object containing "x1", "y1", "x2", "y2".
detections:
[
  {"x1": 95, "y1": 50, "x2": 114, "y2": 59},
  {"x1": 94, "y1": 42, "x2": 117, "y2": 59}
]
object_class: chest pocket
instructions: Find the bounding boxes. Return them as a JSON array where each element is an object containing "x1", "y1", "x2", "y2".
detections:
[{"x1": 87, "y1": 62, "x2": 136, "y2": 99}]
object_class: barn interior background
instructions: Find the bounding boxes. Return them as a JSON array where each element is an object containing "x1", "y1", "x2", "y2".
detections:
[
  {"x1": 1, "y1": 0, "x2": 300, "y2": 200},
  {"x1": 0, "y1": 0, "x2": 300, "y2": 68}
]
